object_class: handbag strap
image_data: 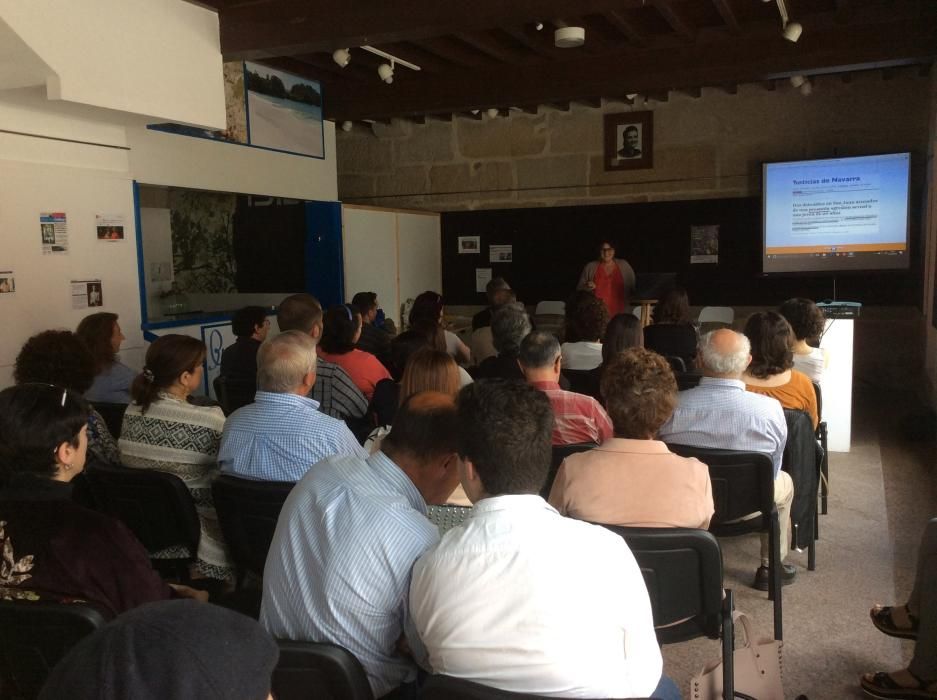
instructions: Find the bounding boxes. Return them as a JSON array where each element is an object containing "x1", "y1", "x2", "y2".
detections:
[{"x1": 731, "y1": 610, "x2": 759, "y2": 648}]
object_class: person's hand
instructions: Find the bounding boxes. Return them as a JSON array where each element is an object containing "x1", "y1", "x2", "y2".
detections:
[
  {"x1": 586, "y1": 281, "x2": 596, "y2": 291},
  {"x1": 169, "y1": 583, "x2": 210, "y2": 603}
]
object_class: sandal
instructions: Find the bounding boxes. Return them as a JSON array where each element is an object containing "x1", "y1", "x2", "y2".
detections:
[
  {"x1": 871, "y1": 604, "x2": 919, "y2": 640},
  {"x1": 861, "y1": 670, "x2": 937, "y2": 700}
]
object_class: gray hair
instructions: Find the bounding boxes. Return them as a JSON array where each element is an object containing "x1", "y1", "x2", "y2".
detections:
[
  {"x1": 519, "y1": 331, "x2": 560, "y2": 369},
  {"x1": 491, "y1": 302, "x2": 532, "y2": 356},
  {"x1": 698, "y1": 330, "x2": 750, "y2": 376},
  {"x1": 257, "y1": 330, "x2": 317, "y2": 393}
]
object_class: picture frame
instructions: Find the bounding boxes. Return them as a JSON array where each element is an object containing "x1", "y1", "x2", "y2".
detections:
[{"x1": 604, "y1": 111, "x2": 654, "y2": 171}]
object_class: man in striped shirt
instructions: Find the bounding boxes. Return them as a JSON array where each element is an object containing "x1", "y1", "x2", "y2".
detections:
[
  {"x1": 519, "y1": 331, "x2": 613, "y2": 446},
  {"x1": 218, "y1": 331, "x2": 366, "y2": 482}
]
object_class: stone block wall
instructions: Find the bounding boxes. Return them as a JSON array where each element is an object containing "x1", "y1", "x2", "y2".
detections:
[{"x1": 336, "y1": 70, "x2": 931, "y2": 212}]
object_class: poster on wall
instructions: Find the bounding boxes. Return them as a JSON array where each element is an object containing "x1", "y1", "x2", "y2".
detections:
[
  {"x1": 475, "y1": 268, "x2": 492, "y2": 293},
  {"x1": 690, "y1": 225, "x2": 719, "y2": 264},
  {"x1": 489, "y1": 245, "x2": 513, "y2": 263},
  {"x1": 71, "y1": 280, "x2": 104, "y2": 310},
  {"x1": 0, "y1": 271, "x2": 14, "y2": 294},
  {"x1": 244, "y1": 61, "x2": 324, "y2": 158},
  {"x1": 96, "y1": 214, "x2": 125, "y2": 241},
  {"x1": 40, "y1": 212, "x2": 68, "y2": 254},
  {"x1": 458, "y1": 236, "x2": 480, "y2": 254}
]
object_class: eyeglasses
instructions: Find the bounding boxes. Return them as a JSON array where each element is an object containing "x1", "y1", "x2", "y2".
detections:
[{"x1": 600, "y1": 247, "x2": 614, "y2": 252}]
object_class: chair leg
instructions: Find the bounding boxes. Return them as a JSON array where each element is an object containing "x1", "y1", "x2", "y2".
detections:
[
  {"x1": 722, "y1": 589, "x2": 735, "y2": 700},
  {"x1": 770, "y1": 511, "x2": 783, "y2": 641}
]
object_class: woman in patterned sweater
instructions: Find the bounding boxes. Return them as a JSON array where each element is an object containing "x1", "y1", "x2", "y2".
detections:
[{"x1": 119, "y1": 334, "x2": 232, "y2": 582}]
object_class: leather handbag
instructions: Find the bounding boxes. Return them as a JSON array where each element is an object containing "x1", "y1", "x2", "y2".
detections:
[{"x1": 691, "y1": 610, "x2": 784, "y2": 700}]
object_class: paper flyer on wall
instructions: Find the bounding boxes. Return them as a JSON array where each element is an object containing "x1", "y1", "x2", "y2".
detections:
[
  {"x1": 71, "y1": 280, "x2": 104, "y2": 310},
  {"x1": 489, "y1": 244, "x2": 513, "y2": 263},
  {"x1": 96, "y1": 214, "x2": 126, "y2": 241},
  {"x1": 458, "y1": 236, "x2": 480, "y2": 254},
  {"x1": 0, "y1": 271, "x2": 14, "y2": 294},
  {"x1": 690, "y1": 224, "x2": 719, "y2": 264},
  {"x1": 475, "y1": 268, "x2": 492, "y2": 293},
  {"x1": 40, "y1": 212, "x2": 68, "y2": 254}
]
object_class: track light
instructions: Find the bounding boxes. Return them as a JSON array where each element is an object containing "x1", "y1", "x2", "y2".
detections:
[
  {"x1": 486, "y1": 108, "x2": 500, "y2": 119},
  {"x1": 625, "y1": 93, "x2": 638, "y2": 100},
  {"x1": 340, "y1": 120, "x2": 353, "y2": 132},
  {"x1": 789, "y1": 75, "x2": 806, "y2": 88},
  {"x1": 799, "y1": 80, "x2": 812, "y2": 96},
  {"x1": 332, "y1": 48, "x2": 351, "y2": 67},
  {"x1": 535, "y1": 22, "x2": 544, "y2": 31},
  {"x1": 377, "y1": 62, "x2": 394, "y2": 84},
  {"x1": 783, "y1": 21, "x2": 802, "y2": 42}
]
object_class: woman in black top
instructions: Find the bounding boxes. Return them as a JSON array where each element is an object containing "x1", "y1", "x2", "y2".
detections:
[{"x1": 643, "y1": 286, "x2": 698, "y2": 371}]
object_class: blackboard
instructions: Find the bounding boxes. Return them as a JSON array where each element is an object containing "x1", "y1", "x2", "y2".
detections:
[{"x1": 442, "y1": 197, "x2": 921, "y2": 308}]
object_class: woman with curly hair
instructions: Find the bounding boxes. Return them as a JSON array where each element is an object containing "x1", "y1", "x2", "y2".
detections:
[
  {"x1": 742, "y1": 311, "x2": 818, "y2": 428},
  {"x1": 778, "y1": 297, "x2": 829, "y2": 383},
  {"x1": 14, "y1": 330, "x2": 121, "y2": 466},
  {"x1": 76, "y1": 312, "x2": 136, "y2": 404},
  {"x1": 119, "y1": 334, "x2": 232, "y2": 582},
  {"x1": 561, "y1": 292, "x2": 608, "y2": 370}
]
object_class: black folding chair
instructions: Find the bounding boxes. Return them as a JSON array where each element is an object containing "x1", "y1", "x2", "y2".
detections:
[
  {"x1": 674, "y1": 371, "x2": 702, "y2": 391},
  {"x1": 212, "y1": 474, "x2": 293, "y2": 588},
  {"x1": 603, "y1": 526, "x2": 734, "y2": 700},
  {"x1": 666, "y1": 444, "x2": 784, "y2": 641},
  {"x1": 420, "y1": 674, "x2": 652, "y2": 699},
  {"x1": 89, "y1": 401, "x2": 128, "y2": 440},
  {"x1": 560, "y1": 368, "x2": 602, "y2": 400},
  {"x1": 782, "y1": 408, "x2": 821, "y2": 571},
  {"x1": 84, "y1": 463, "x2": 200, "y2": 581},
  {"x1": 663, "y1": 355, "x2": 687, "y2": 373},
  {"x1": 272, "y1": 640, "x2": 374, "y2": 700},
  {"x1": 0, "y1": 599, "x2": 108, "y2": 699},
  {"x1": 213, "y1": 375, "x2": 256, "y2": 416},
  {"x1": 812, "y1": 382, "x2": 829, "y2": 515},
  {"x1": 541, "y1": 442, "x2": 595, "y2": 498}
]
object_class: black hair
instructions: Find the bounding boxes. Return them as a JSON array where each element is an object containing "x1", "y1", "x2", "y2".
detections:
[
  {"x1": 602, "y1": 313, "x2": 643, "y2": 365},
  {"x1": 456, "y1": 380, "x2": 553, "y2": 496},
  {"x1": 231, "y1": 306, "x2": 268, "y2": 338},
  {"x1": 652, "y1": 286, "x2": 691, "y2": 325},
  {"x1": 350, "y1": 292, "x2": 378, "y2": 317},
  {"x1": 319, "y1": 305, "x2": 361, "y2": 355},
  {"x1": 75, "y1": 312, "x2": 119, "y2": 373},
  {"x1": 0, "y1": 383, "x2": 90, "y2": 486},
  {"x1": 14, "y1": 330, "x2": 96, "y2": 394},
  {"x1": 744, "y1": 311, "x2": 794, "y2": 379},
  {"x1": 778, "y1": 298, "x2": 825, "y2": 342},
  {"x1": 389, "y1": 330, "x2": 432, "y2": 381},
  {"x1": 382, "y1": 392, "x2": 459, "y2": 461}
]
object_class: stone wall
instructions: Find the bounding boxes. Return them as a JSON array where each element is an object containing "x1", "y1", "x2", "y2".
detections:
[{"x1": 337, "y1": 70, "x2": 931, "y2": 212}]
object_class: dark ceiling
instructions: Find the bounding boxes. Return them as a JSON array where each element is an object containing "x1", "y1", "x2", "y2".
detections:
[{"x1": 198, "y1": 0, "x2": 937, "y2": 123}]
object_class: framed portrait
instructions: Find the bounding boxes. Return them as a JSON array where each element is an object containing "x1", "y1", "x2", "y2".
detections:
[{"x1": 604, "y1": 111, "x2": 654, "y2": 171}]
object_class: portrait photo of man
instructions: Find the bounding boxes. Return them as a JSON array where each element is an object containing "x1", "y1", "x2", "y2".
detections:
[
  {"x1": 604, "y1": 111, "x2": 653, "y2": 172},
  {"x1": 617, "y1": 124, "x2": 642, "y2": 159}
]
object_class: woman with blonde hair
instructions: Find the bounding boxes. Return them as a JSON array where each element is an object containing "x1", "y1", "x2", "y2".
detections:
[{"x1": 399, "y1": 348, "x2": 461, "y2": 406}]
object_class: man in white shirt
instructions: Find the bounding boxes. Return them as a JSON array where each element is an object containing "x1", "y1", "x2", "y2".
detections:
[{"x1": 409, "y1": 381, "x2": 676, "y2": 699}]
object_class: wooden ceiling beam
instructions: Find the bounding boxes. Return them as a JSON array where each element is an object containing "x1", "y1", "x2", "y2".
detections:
[
  {"x1": 418, "y1": 37, "x2": 499, "y2": 69},
  {"x1": 651, "y1": 0, "x2": 696, "y2": 41},
  {"x1": 499, "y1": 27, "x2": 558, "y2": 58},
  {"x1": 454, "y1": 32, "x2": 528, "y2": 64},
  {"x1": 603, "y1": 9, "x2": 648, "y2": 47},
  {"x1": 711, "y1": 0, "x2": 741, "y2": 34}
]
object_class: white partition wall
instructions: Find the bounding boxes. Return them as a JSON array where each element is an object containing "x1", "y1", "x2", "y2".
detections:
[
  {"x1": 820, "y1": 318, "x2": 853, "y2": 452},
  {"x1": 397, "y1": 212, "x2": 443, "y2": 313}
]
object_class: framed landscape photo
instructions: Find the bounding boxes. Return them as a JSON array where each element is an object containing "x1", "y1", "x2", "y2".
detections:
[{"x1": 604, "y1": 111, "x2": 653, "y2": 171}]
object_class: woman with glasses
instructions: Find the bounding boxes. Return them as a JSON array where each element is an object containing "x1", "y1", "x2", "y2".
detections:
[
  {"x1": 0, "y1": 383, "x2": 205, "y2": 616},
  {"x1": 577, "y1": 240, "x2": 636, "y2": 318}
]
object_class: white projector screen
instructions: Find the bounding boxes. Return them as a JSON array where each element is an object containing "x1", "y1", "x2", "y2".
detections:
[{"x1": 762, "y1": 152, "x2": 910, "y2": 273}]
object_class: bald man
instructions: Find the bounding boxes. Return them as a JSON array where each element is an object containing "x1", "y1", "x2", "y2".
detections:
[
  {"x1": 261, "y1": 392, "x2": 461, "y2": 699},
  {"x1": 658, "y1": 328, "x2": 794, "y2": 591}
]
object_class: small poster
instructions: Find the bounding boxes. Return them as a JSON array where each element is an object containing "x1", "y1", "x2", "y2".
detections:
[
  {"x1": 690, "y1": 224, "x2": 719, "y2": 264},
  {"x1": 40, "y1": 212, "x2": 68, "y2": 254},
  {"x1": 458, "y1": 236, "x2": 480, "y2": 254},
  {"x1": 489, "y1": 244, "x2": 513, "y2": 263},
  {"x1": 475, "y1": 268, "x2": 492, "y2": 293},
  {"x1": 0, "y1": 271, "x2": 15, "y2": 294},
  {"x1": 96, "y1": 214, "x2": 125, "y2": 241},
  {"x1": 71, "y1": 280, "x2": 104, "y2": 310}
]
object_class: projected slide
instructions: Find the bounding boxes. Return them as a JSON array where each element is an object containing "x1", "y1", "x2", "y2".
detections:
[{"x1": 763, "y1": 153, "x2": 909, "y2": 273}]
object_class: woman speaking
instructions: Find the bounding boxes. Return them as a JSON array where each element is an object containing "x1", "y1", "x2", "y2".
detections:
[{"x1": 577, "y1": 240, "x2": 635, "y2": 318}]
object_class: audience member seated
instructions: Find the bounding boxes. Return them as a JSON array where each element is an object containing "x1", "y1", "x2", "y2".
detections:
[
  {"x1": 561, "y1": 292, "x2": 607, "y2": 370},
  {"x1": 40, "y1": 600, "x2": 278, "y2": 700},
  {"x1": 352, "y1": 291, "x2": 393, "y2": 369},
  {"x1": 219, "y1": 331, "x2": 366, "y2": 483},
  {"x1": 76, "y1": 312, "x2": 137, "y2": 404},
  {"x1": 276, "y1": 294, "x2": 368, "y2": 422},
  {"x1": 409, "y1": 290, "x2": 472, "y2": 365},
  {"x1": 14, "y1": 330, "x2": 121, "y2": 466},
  {"x1": 519, "y1": 331, "x2": 612, "y2": 446},
  {"x1": 119, "y1": 334, "x2": 232, "y2": 582},
  {"x1": 549, "y1": 347, "x2": 713, "y2": 529},
  {"x1": 592, "y1": 312, "x2": 645, "y2": 399},
  {"x1": 220, "y1": 305, "x2": 269, "y2": 385},
  {"x1": 476, "y1": 303, "x2": 531, "y2": 381},
  {"x1": 409, "y1": 381, "x2": 674, "y2": 699},
  {"x1": 643, "y1": 286, "x2": 699, "y2": 370},
  {"x1": 742, "y1": 311, "x2": 819, "y2": 429},
  {"x1": 318, "y1": 304, "x2": 391, "y2": 401},
  {"x1": 779, "y1": 297, "x2": 829, "y2": 384},
  {"x1": 658, "y1": 329, "x2": 794, "y2": 591},
  {"x1": 862, "y1": 517, "x2": 937, "y2": 699},
  {"x1": 472, "y1": 276, "x2": 512, "y2": 330},
  {"x1": 369, "y1": 330, "x2": 431, "y2": 428},
  {"x1": 0, "y1": 384, "x2": 205, "y2": 617},
  {"x1": 261, "y1": 392, "x2": 462, "y2": 699}
]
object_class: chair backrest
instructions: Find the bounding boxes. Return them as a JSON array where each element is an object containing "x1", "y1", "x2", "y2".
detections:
[
  {"x1": 212, "y1": 475, "x2": 294, "y2": 581},
  {"x1": 272, "y1": 640, "x2": 374, "y2": 700},
  {"x1": 560, "y1": 368, "x2": 602, "y2": 400},
  {"x1": 541, "y1": 442, "x2": 595, "y2": 498},
  {"x1": 697, "y1": 306, "x2": 734, "y2": 325},
  {"x1": 674, "y1": 371, "x2": 702, "y2": 391},
  {"x1": 663, "y1": 355, "x2": 686, "y2": 373},
  {"x1": 812, "y1": 381, "x2": 823, "y2": 420},
  {"x1": 0, "y1": 599, "x2": 108, "y2": 699},
  {"x1": 419, "y1": 675, "x2": 652, "y2": 699},
  {"x1": 602, "y1": 526, "x2": 725, "y2": 644},
  {"x1": 213, "y1": 375, "x2": 256, "y2": 416},
  {"x1": 89, "y1": 401, "x2": 128, "y2": 440},
  {"x1": 535, "y1": 300, "x2": 565, "y2": 316},
  {"x1": 666, "y1": 445, "x2": 775, "y2": 532},
  {"x1": 85, "y1": 463, "x2": 200, "y2": 556}
]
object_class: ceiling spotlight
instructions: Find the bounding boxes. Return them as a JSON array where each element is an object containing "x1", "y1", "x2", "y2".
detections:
[
  {"x1": 554, "y1": 26, "x2": 585, "y2": 48},
  {"x1": 789, "y1": 75, "x2": 806, "y2": 88},
  {"x1": 535, "y1": 22, "x2": 544, "y2": 31},
  {"x1": 625, "y1": 93, "x2": 638, "y2": 100},
  {"x1": 340, "y1": 120, "x2": 353, "y2": 132},
  {"x1": 377, "y1": 62, "x2": 394, "y2": 84},
  {"x1": 486, "y1": 108, "x2": 500, "y2": 119},
  {"x1": 332, "y1": 48, "x2": 351, "y2": 67},
  {"x1": 783, "y1": 21, "x2": 802, "y2": 42},
  {"x1": 470, "y1": 109, "x2": 480, "y2": 115},
  {"x1": 799, "y1": 80, "x2": 813, "y2": 96}
]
